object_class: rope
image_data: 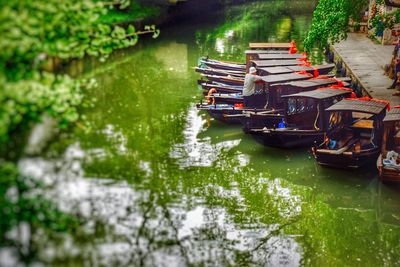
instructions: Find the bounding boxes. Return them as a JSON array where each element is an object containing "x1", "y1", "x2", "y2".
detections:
[{"x1": 314, "y1": 104, "x2": 320, "y2": 131}]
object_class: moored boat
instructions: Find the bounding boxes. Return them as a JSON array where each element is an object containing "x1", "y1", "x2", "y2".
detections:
[
  {"x1": 241, "y1": 78, "x2": 352, "y2": 131},
  {"x1": 197, "y1": 76, "x2": 350, "y2": 125},
  {"x1": 313, "y1": 98, "x2": 388, "y2": 169},
  {"x1": 247, "y1": 88, "x2": 353, "y2": 148},
  {"x1": 195, "y1": 67, "x2": 245, "y2": 78},
  {"x1": 199, "y1": 58, "x2": 246, "y2": 71}
]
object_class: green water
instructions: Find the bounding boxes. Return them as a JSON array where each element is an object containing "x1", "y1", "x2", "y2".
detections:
[{"x1": 5, "y1": 1, "x2": 400, "y2": 266}]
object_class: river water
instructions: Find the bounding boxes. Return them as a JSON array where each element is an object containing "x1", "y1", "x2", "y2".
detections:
[{"x1": 6, "y1": 1, "x2": 400, "y2": 266}]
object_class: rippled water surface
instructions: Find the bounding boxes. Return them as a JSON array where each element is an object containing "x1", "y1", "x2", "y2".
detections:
[{"x1": 4, "y1": 1, "x2": 400, "y2": 266}]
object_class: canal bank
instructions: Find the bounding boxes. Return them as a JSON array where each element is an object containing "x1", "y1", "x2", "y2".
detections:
[{"x1": 329, "y1": 33, "x2": 399, "y2": 106}]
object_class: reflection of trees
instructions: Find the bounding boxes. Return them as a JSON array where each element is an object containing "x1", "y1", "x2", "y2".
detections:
[
  {"x1": 23, "y1": 1, "x2": 400, "y2": 264},
  {"x1": 195, "y1": 0, "x2": 319, "y2": 62}
]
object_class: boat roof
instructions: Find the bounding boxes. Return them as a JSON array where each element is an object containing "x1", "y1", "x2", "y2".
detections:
[
  {"x1": 383, "y1": 108, "x2": 400, "y2": 122},
  {"x1": 258, "y1": 64, "x2": 334, "y2": 74},
  {"x1": 245, "y1": 50, "x2": 289, "y2": 54},
  {"x1": 249, "y1": 42, "x2": 291, "y2": 49},
  {"x1": 272, "y1": 77, "x2": 350, "y2": 88},
  {"x1": 281, "y1": 88, "x2": 351, "y2": 100},
  {"x1": 261, "y1": 73, "x2": 310, "y2": 83},
  {"x1": 325, "y1": 99, "x2": 387, "y2": 114},
  {"x1": 258, "y1": 54, "x2": 304, "y2": 60},
  {"x1": 251, "y1": 60, "x2": 301, "y2": 67}
]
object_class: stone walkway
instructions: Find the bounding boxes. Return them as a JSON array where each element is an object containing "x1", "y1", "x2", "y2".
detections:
[{"x1": 332, "y1": 33, "x2": 399, "y2": 106}]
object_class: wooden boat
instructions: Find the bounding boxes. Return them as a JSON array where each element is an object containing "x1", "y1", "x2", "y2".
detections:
[
  {"x1": 199, "y1": 81, "x2": 244, "y2": 95},
  {"x1": 257, "y1": 64, "x2": 335, "y2": 76},
  {"x1": 199, "y1": 81, "x2": 244, "y2": 94},
  {"x1": 204, "y1": 75, "x2": 350, "y2": 106},
  {"x1": 197, "y1": 76, "x2": 349, "y2": 124},
  {"x1": 202, "y1": 72, "x2": 314, "y2": 87},
  {"x1": 197, "y1": 64, "x2": 333, "y2": 82},
  {"x1": 313, "y1": 98, "x2": 388, "y2": 169},
  {"x1": 194, "y1": 67, "x2": 245, "y2": 78},
  {"x1": 196, "y1": 104, "x2": 265, "y2": 124},
  {"x1": 241, "y1": 78, "x2": 352, "y2": 131},
  {"x1": 201, "y1": 74, "x2": 244, "y2": 86},
  {"x1": 199, "y1": 75, "x2": 348, "y2": 96},
  {"x1": 199, "y1": 58, "x2": 246, "y2": 71},
  {"x1": 247, "y1": 88, "x2": 353, "y2": 148},
  {"x1": 377, "y1": 107, "x2": 400, "y2": 182},
  {"x1": 207, "y1": 93, "x2": 243, "y2": 105}
]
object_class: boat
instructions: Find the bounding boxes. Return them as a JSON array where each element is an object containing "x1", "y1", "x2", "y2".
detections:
[
  {"x1": 199, "y1": 81, "x2": 244, "y2": 95},
  {"x1": 202, "y1": 72, "x2": 315, "y2": 87},
  {"x1": 313, "y1": 97, "x2": 388, "y2": 169},
  {"x1": 247, "y1": 88, "x2": 354, "y2": 148},
  {"x1": 199, "y1": 81, "x2": 244, "y2": 94},
  {"x1": 201, "y1": 73, "x2": 350, "y2": 106},
  {"x1": 241, "y1": 78, "x2": 352, "y2": 131},
  {"x1": 377, "y1": 107, "x2": 400, "y2": 182},
  {"x1": 194, "y1": 67, "x2": 245, "y2": 78},
  {"x1": 197, "y1": 76, "x2": 349, "y2": 124},
  {"x1": 199, "y1": 58, "x2": 246, "y2": 71},
  {"x1": 201, "y1": 74, "x2": 245, "y2": 86}
]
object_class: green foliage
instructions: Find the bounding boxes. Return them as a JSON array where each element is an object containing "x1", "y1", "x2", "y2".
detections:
[
  {"x1": 0, "y1": 0, "x2": 159, "y2": 254},
  {"x1": 0, "y1": 0, "x2": 160, "y2": 150},
  {"x1": 303, "y1": 0, "x2": 369, "y2": 51},
  {"x1": 98, "y1": 1, "x2": 160, "y2": 25},
  {"x1": 0, "y1": 0, "x2": 159, "y2": 80},
  {"x1": 0, "y1": 74, "x2": 96, "y2": 145}
]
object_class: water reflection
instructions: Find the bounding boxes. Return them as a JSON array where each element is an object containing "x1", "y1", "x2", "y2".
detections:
[
  {"x1": 4, "y1": 0, "x2": 400, "y2": 265},
  {"x1": 170, "y1": 107, "x2": 241, "y2": 168}
]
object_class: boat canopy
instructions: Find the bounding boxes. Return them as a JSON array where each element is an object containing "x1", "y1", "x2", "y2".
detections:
[
  {"x1": 383, "y1": 108, "x2": 400, "y2": 122},
  {"x1": 325, "y1": 99, "x2": 387, "y2": 114},
  {"x1": 251, "y1": 60, "x2": 301, "y2": 67},
  {"x1": 281, "y1": 88, "x2": 351, "y2": 100},
  {"x1": 261, "y1": 73, "x2": 310, "y2": 83}
]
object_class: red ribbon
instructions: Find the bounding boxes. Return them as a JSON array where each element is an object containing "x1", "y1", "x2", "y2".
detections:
[
  {"x1": 312, "y1": 66, "x2": 319, "y2": 77},
  {"x1": 289, "y1": 40, "x2": 297, "y2": 54},
  {"x1": 296, "y1": 52, "x2": 308, "y2": 62},
  {"x1": 295, "y1": 70, "x2": 313, "y2": 77}
]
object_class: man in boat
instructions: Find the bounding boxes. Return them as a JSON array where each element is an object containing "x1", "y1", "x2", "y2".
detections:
[{"x1": 243, "y1": 67, "x2": 263, "y2": 108}]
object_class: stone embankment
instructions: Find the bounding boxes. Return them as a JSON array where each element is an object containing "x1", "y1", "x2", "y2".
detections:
[{"x1": 329, "y1": 33, "x2": 398, "y2": 106}]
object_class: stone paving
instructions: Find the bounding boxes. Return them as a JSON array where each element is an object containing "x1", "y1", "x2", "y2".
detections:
[{"x1": 332, "y1": 33, "x2": 399, "y2": 106}]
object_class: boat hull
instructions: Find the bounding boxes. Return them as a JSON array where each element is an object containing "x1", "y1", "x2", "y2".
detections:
[
  {"x1": 250, "y1": 129, "x2": 325, "y2": 148},
  {"x1": 315, "y1": 148, "x2": 380, "y2": 169}
]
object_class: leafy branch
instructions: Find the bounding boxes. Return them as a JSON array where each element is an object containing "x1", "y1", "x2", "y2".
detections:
[{"x1": 303, "y1": 0, "x2": 369, "y2": 51}]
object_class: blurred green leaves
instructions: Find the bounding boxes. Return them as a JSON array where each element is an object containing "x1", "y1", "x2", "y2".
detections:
[
  {"x1": 0, "y1": 0, "x2": 159, "y2": 150},
  {"x1": 303, "y1": 0, "x2": 369, "y2": 51}
]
